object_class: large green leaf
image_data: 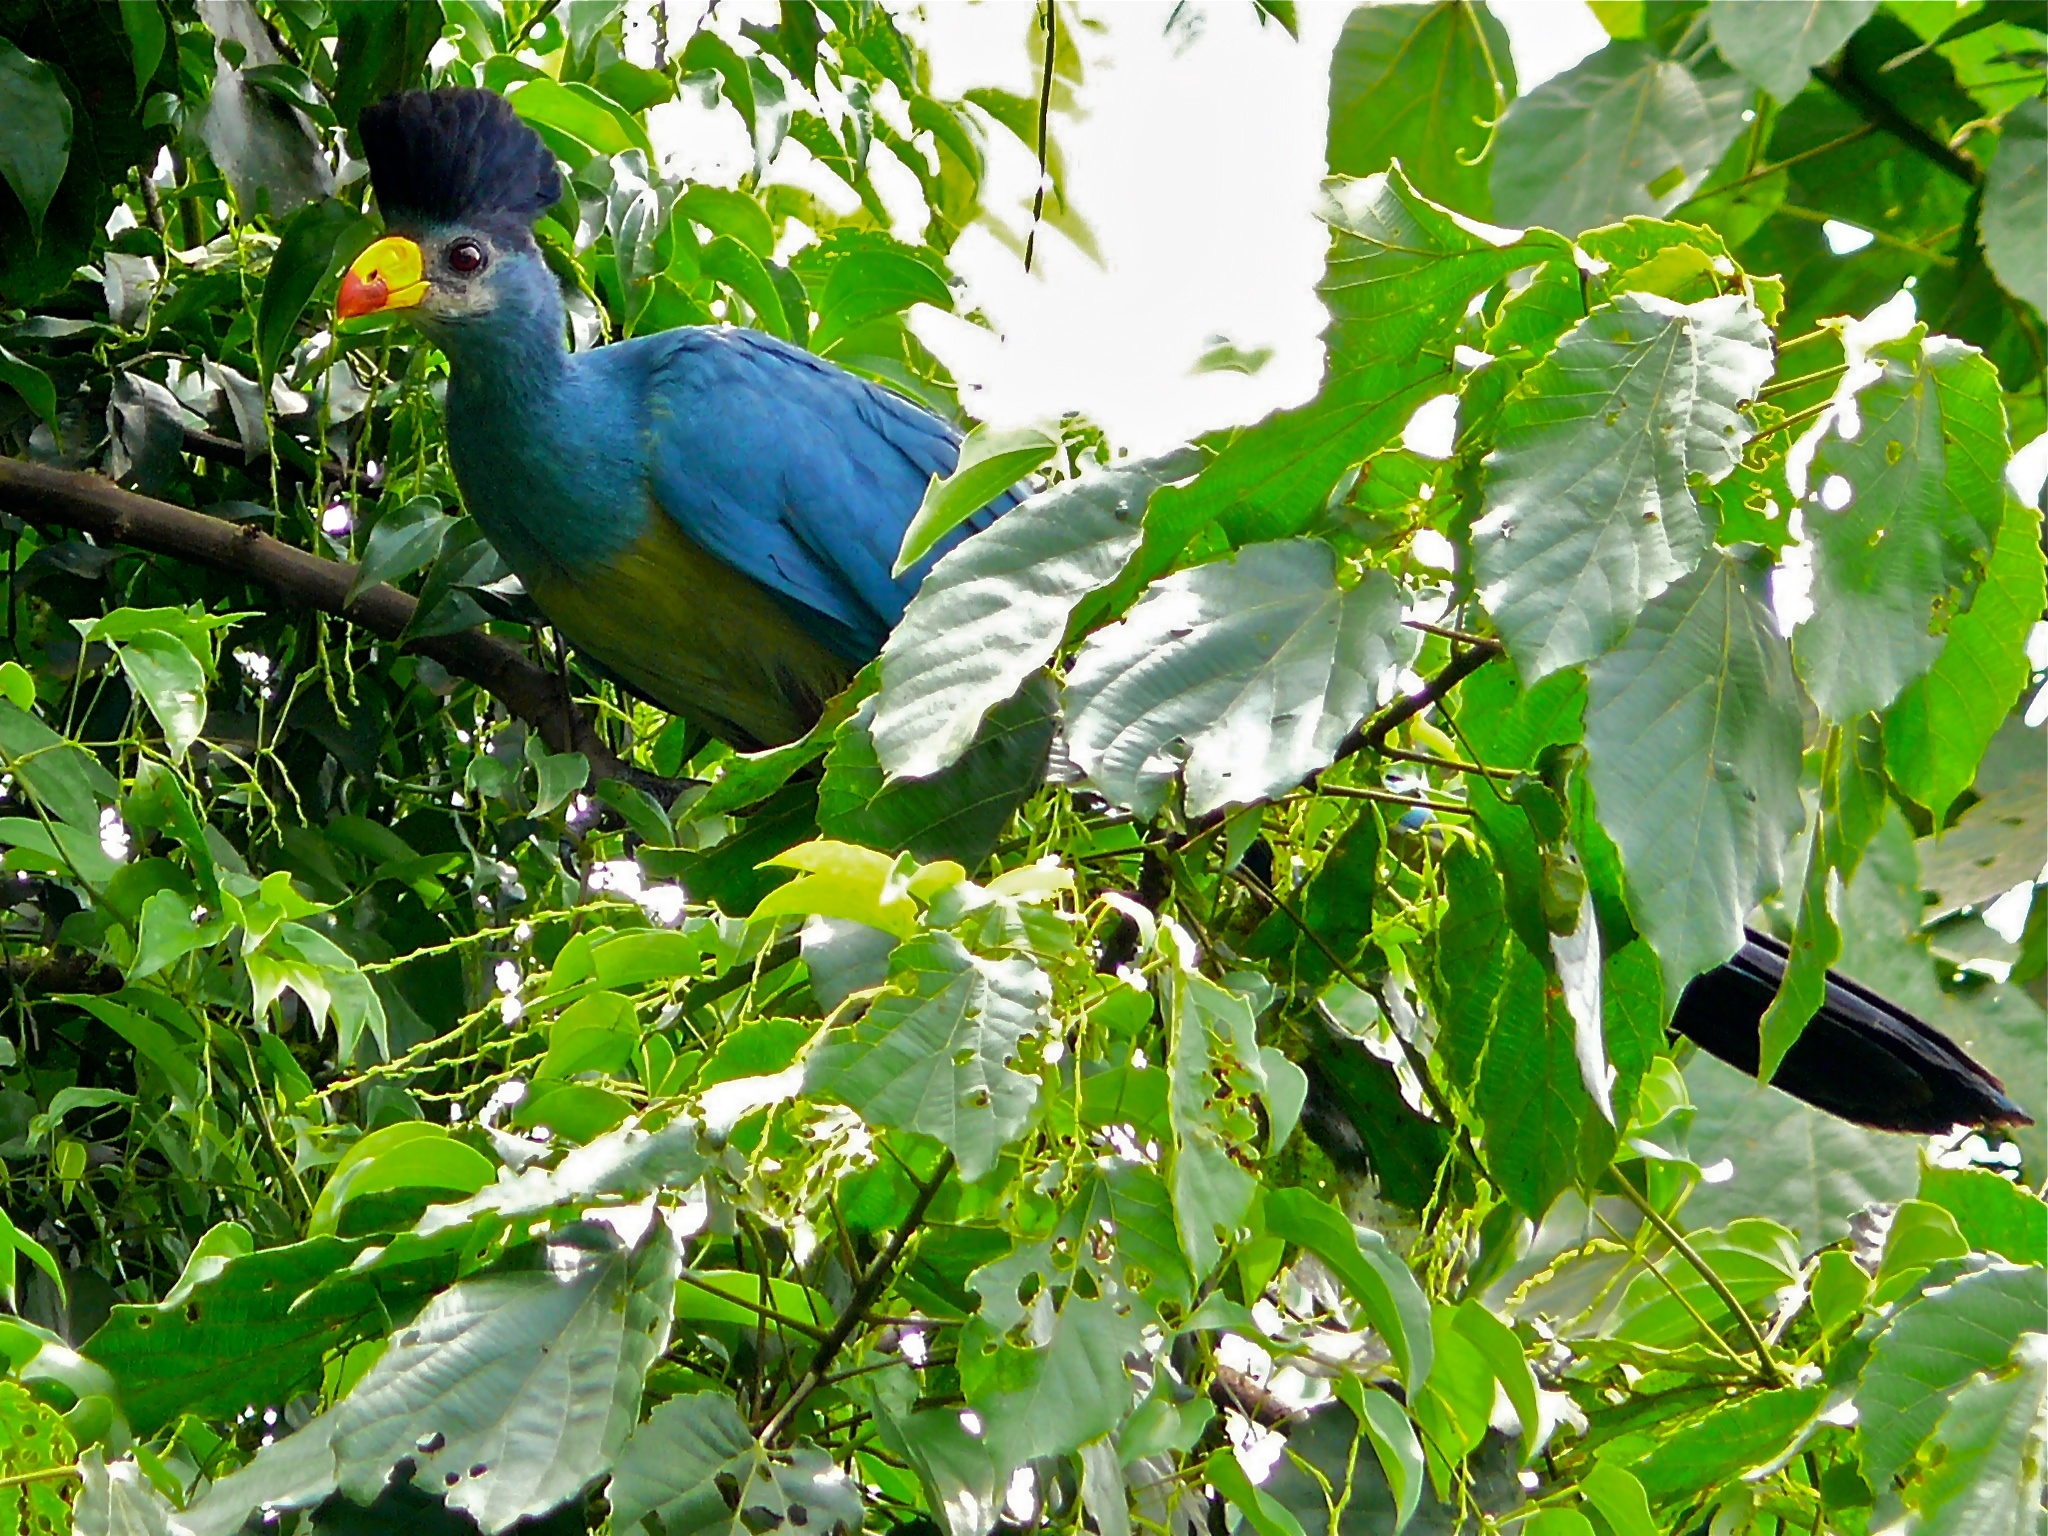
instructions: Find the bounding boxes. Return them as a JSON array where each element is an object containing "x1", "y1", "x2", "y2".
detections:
[
  {"x1": 611, "y1": 1394, "x2": 860, "y2": 1536},
  {"x1": 1584, "y1": 554, "x2": 1806, "y2": 998},
  {"x1": 806, "y1": 931, "x2": 1049, "y2": 1182},
  {"x1": 330, "y1": 0, "x2": 441, "y2": 130},
  {"x1": 72, "y1": 1449, "x2": 174, "y2": 1536},
  {"x1": 1063, "y1": 541, "x2": 1415, "y2": 818},
  {"x1": 1885, "y1": 495, "x2": 2046, "y2": 822},
  {"x1": 325, "y1": 1226, "x2": 677, "y2": 1533},
  {"x1": 1631, "y1": 1385, "x2": 1824, "y2": 1504},
  {"x1": 1906, "y1": 1332, "x2": 2048, "y2": 1536},
  {"x1": 1982, "y1": 97, "x2": 2046, "y2": 317},
  {"x1": 872, "y1": 451, "x2": 1197, "y2": 780},
  {"x1": 1793, "y1": 326, "x2": 2008, "y2": 721},
  {"x1": 1706, "y1": 1, "x2": 1877, "y2": 104},
  {"x1": 821, "y1": 679, "x2": 1056, "y2": 866},
  {"x1": 1858, "y1": 1262, "x2": 2048, "y2": 1490},
  {"x1": 0, "y1": 39, "x2": 72, "y2": 243},
  {"x1": 1491, "y1": 42, "x2": 1747, "y2": 235},
  {"x1": 1473, "y1": 292, "x2": 1774, "y2": 681},
  {"x1": 1326, "y1": 2, "x2": 1515, "y2": 217},
  {"x1": 85, "y1": 1237, "x2": 372, "y2": 1435},
  {"x1": 1320, "y1": 167, "x2": 1573, "y2": 373},
  {"x1": 893, "y1": 423, "x2": 1051, "y2": 577},
  {"x1": 261, "y1": 197, "x2": 370, "y2": 378}
]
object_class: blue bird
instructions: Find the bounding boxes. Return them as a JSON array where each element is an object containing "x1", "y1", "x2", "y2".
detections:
[{"x1": 337, "y1": 88, "x2": 1012, "y2": 750}]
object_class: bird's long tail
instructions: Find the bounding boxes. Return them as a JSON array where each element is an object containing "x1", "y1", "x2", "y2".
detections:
[{"x1": 1670, "y1": 930, "x2": 2031, "y2": 1135}]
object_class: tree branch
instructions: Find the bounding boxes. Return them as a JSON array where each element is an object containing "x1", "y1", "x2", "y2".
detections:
[
  {"x1": 1817, "y1": 55, "x2": 1981, "y2": 189},
  {"x1": 0, "y1": 457, "x2": 622, "y2": 776}
]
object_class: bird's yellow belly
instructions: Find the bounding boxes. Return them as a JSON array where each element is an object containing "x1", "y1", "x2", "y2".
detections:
[{"x1": 520, "y1": 514, "x2": 855, "y2": 750}]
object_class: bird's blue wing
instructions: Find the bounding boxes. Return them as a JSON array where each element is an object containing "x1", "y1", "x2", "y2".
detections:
[{"x1": 635, "y1": 327, "x2": 1017, "y2": 662}]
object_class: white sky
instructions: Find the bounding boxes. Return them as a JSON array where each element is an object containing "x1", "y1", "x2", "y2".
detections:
[
  {"x1": 904, "y1": 1, "x2": 1609, "y2": 452},
  {"x1": 643, "y1": 1, "x2": 1609, "y2": 452}
]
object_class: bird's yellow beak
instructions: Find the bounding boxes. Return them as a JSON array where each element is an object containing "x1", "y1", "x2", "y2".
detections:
[{"x1": 337, "y1": 236, "x2": 429, "y2": 321}]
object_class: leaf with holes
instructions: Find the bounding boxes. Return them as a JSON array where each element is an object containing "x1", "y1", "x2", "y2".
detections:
[
  {"x1": 328, "y1": 1224, "x2": 679, "y2": 1534},
  {"x1": 1794, "y1": 327, "x2": 2009, "y2": 721},
  {"x1": 609, "y1": 1390, "x2": 864, "y2": 1536},
  {"x1": 806, "y1": 931, "x2": 1049, "y2": 1182}
]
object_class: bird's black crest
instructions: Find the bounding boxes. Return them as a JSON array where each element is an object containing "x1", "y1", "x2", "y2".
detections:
[{"x1": 359, "y1": 88, "x2": 561, "y2": 237}]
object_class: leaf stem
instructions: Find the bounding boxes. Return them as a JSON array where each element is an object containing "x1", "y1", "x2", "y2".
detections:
[
  {"x1": 0, "y1": 1463, "x2": 79, "y2": 1491},
  {"x1": 677, "y1": 1271, "x2": 832, "y2": 1342},
  {"x1": 1375, "y1": 745, "x2": 1519, "y2": 781},
  {"x1": 760, "y1": 1152, "x2": 954, "y2": 1442},
  {"x1": 1321, "y1": 783, "x2": 1471, "y2": 816},
  {"x1": 1760, "y1": 363, "x2": 1847, "y2": 400},
  {"x1": 1608, "y1": 1165, "x2": 1782, "y2": 1386}
]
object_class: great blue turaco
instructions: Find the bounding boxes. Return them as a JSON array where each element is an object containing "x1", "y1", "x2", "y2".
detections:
[{"x1": 336, "y1": 87, "x2": 2027, "y2": 1166}]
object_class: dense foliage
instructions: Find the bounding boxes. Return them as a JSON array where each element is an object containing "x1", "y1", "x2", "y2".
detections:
[{"x1": 0, "y1": 2, "x2": 2042, "y2": 1533}]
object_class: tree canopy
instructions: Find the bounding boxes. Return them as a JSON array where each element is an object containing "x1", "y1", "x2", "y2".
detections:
[{"x1": 0, "y1": 2, "x2": 2042, "y2": 1534}]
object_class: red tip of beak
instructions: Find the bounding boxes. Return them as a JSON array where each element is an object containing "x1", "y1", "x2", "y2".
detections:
[{"x1": 337, "y1": 268, "x2": 388, "y2": 321}]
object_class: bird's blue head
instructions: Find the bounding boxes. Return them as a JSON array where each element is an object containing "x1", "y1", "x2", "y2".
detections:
[{"x1": 338, "y1": 89, "x2": 565, "y2": 355}]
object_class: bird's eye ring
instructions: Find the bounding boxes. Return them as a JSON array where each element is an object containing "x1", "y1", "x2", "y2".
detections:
[{"x1": 448, "y1": 239, "x2": 487, "y2": 275}]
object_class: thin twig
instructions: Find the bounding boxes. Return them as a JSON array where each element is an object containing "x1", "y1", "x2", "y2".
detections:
[
  {"x1": 1817, "y1": 56, "x2": 1982, "y2": 188},
  {"x1": 1376, "y1": 745, "x2": 1519, "y2": 781},
  {"x1": 1322, "y1": 783, "x2": 1470, "y2": 816},
  {"x1": 1609, "y1": 1165, "x2": 1783, "y2": 1386},
  {"x1": 1023, "y1": 0, "x2": 1057, "y2": 273},
  {"x1": 759, "y1": 1153, "x2": 955, "y2": 1442},
  {"x1": 678, "y1": 1271, "x2": 832, "y2": 1341}
]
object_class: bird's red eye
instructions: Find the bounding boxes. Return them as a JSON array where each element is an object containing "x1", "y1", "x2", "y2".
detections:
[{"x1": 448, "y1": 239, "x2": 486, "y2": 275}]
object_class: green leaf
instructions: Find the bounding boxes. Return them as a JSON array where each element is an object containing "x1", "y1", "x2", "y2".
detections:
[
  {"x1": 0, "y1": 1203, "x2": 61, "y2": 1311},
  {"x1": 0, "y1": 1378, "x2": 75, "y2": 1531},
  {"x1": 1706, "y1": 1, "x2": 1876, "y2": 103},
  {"x1": 84, "y1": 1236, "x2": 372, "y2": 1435},
  {"x1": 1578, "y1": 1461, "x2": 1656, "y2": 1536},
  {"x1": 539, "y1": 989, "x2": 638, "y2": 1080},
  {"x1": 676, "y1": 183, "x2": 775, "y2": 258},
  {"x1": 1633, "y1": 1384, "x2": 1823, "y2": 1503},
  {"x1": 1163, "y1": 972, "x2": 1271, "y2": 1277},
  {"x1": 1982, "y1": 97, "x2": 2046, "y2": 316},
  {"x1": 118, "y1": 2, "x2": 167, "y2": 105},
  {"x1": 259, "y1": 198, "x2": 371, "y2": 379},
  {"x1": 1584, "y1": 554, "x2": 1806, "y2": 999},
  {"x1": 806, "y1": 931, "x2": 1048, "y2": 1182},
  {"x1": 1291, "y1": 803, "x2": 1381, "y2": 988},
  {"x1": 1137, "y1": 360, "x2": 1447, "y2": 570},
  {"x1": 1757, "y1": 715, "x2": 1886, "y2": 1077},
  {"x1": 1918, "y1": 1165, "x2": 2048, "y2": 1267},
  {"x1": 1885, "y1": 494, "x2": 2046, "y2": 823},
  {"x1": 330, "y1": 0, "x2": 442, "y2": 129},
  {"x1": 524, "y1": 732, "x2": 589, "y2": 818},
  {"x1": 308, "y1": 1123, "x2": 493, "y2": 1238},
  {"x1": 1492, "y1": 41, "x2": 1748, "y2": 234},
  {"x1": 1793, "y1": 326, "x2": 2008, "y2": 721},
  {"x1": 959, "y1": 1238, "x2": 1149, "y2": 1474},
  {"x1": 1453, "y1": 1301, "x2": 1540, "y2": 1465},
  {"x1": 873, "y1": 450, "x2": 1196, "y2": 781},
  {"x1": 701, "y1": 234, "x2": 790, "y2": 339},
  {"x1": 0, "y1": 39, "x2": 72, "y2": 244},
  {"x1": 1205, "y1": 1449, "x2": 1309, "y2": 1536},
  {"x1": 0, "y1": 342, "x2": 56, "y2": 431},
  {"x1": 1064, "y1": 541, "x2": 1416, "y2": 817},
  {"x1": 817, "y1": 247, "x2": 953, "y2": 353},
  {"x1": 69, "y1": 992, "x2": 202, "y2": 1103},
  {"x1": 317, "y1": 1226, "x2": 679, "y2": 1533},
  {"x1": 114, "y1": 630, "x2": 208, "y2": 762},
  {"x1": 1858, "y1": 1262, "x2": 2048, "y2": 1489},
  {"x1": 1473, "y1": 292, "x2": 1774, "y2": 681},
  {"x1": 348, "y1": 495, "x2": 453, "y2": 599},
  {"x1": 1475, "y1": 933, "x2": 1587, "y2": 1217},
  {"x1": 1341, "y1": 1378, "x2": 1424, "y2": 1534},
  {"x1": 1264, "y1": 1187, "x2": 1433, "y2": 1395},
  {"x1": 72, "y1": 1449, "x2": 175, "y2": 1536},
  {"x1": 820, "y1": 679, "x2": 1057, "y2": 867},
  {"x1": 509, "y1": 76, "x2": 649, "y2": 159},
  {"x1": 1326, "y1": 2, "x2": 1516, "y2": 217},
  {"x1": 415, "y1": 1117, "x2": 703, "y2": 1238},
  {"x1": 609, "y1": 1391, "x2": 862, "y2": 1536},
  {"x1": 1320, "y1": 167, "x2": 1572, "y2": 373},
  {"x1": 1906, "y1": 1331, "x2": 2048, "y2": 1536},
  {"x1": 893, "y1": 423, "x2": 1051, "y2": 577}
]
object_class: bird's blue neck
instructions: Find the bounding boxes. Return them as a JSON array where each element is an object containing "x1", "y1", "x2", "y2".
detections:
[{"x1": 433, "y1": 259, "x2": 644, "y2": 576}]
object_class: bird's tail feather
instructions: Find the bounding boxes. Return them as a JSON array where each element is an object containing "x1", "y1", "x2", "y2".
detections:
[{"x1": 1671, "y1": 930, "x2": 2031, "y2": 1136}]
